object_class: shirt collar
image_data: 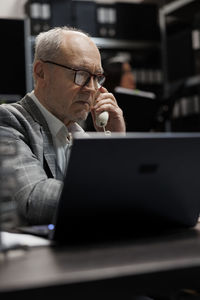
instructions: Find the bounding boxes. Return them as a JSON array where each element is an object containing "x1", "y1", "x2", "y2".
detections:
[
  {"x1": 28, "y1": 91, "x2": 86, "y2": 139},
  {"x1": 28, "y1": 90, "x2": 68, "y2": 138}
]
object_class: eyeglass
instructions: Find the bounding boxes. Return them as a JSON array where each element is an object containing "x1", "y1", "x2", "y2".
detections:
[{"x1": 42, "y1": 60, "x2": 106, "y2": 89}]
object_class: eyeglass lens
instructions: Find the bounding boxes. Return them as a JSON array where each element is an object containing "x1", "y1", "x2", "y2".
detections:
[{"x1": 75, "y1": 70, "x2": 105, "y2": 88}]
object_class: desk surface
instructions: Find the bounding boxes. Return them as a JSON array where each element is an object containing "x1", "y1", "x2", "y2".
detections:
[{"x1": 1, "y1": 224, "x2": 200, "y2": 298}]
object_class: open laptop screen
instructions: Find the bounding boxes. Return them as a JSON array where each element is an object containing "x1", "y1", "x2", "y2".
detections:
[{"x1": 51, "y1": 133, "x2": 200, "y2": 243}]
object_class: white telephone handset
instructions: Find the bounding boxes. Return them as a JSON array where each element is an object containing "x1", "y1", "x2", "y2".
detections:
[
  {"x1": 95, "y1": 87, "x2": 110, "y2": 135},
  {"x1": 95, "y1": 111, "x2": 109, "y2": 127},
  {"x1": 95, "y1": 111, "x2": 111, "y2": 135}
]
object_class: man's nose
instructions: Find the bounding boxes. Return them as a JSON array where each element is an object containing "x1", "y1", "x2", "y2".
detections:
[{"x1": 84, "y1": 76, "x2": 98, "y2": 92}]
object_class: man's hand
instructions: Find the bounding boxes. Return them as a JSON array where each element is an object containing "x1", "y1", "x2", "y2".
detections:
[{"x1": 91, "y1": 87, "x2": 126, "y2": 132}]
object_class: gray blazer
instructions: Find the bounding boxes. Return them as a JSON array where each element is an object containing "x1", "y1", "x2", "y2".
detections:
[{"x1": 0, "y1": 95, "x2": 64, "y2": 225}]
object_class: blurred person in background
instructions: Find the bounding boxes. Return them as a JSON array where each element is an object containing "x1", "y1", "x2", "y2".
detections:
[{"x1": 103, "y1": 54, "x2": 136, "y2": 93}]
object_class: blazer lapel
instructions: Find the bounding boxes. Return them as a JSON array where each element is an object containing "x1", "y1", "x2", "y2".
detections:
[{"x1": 20, "y1": 95, "x2": 57, "y2": 178}]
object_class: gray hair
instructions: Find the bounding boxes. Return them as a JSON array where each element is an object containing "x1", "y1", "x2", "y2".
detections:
[{"x1": 33, "y1": 26, "x2": 89, "y2": 64}]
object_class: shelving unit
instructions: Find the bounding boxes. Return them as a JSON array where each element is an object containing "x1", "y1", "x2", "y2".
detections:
[
  {"x1": 159, "y1": 0, "x2": 200, "y2": 97},
  {"x1": 159, "y1": 0, "x2": 200, "y2": 131},
  {"x1": 0, "y1": 1, "x2": 162, "y2": 102},
  {"x1": 24, "y1": 0, "x2": 162, "y2": 95}
]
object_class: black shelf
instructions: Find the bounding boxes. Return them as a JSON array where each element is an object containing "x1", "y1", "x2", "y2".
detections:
[
  {"x1": 184, "y1": 74, "x2": 200, "y2": 88},
  {"x1": 30, "y1": 35, "x2": 160, "y2": 51},
  {"x1": 92, "y1": 37, "x2": 160, "y2": 50},
  {"x1": 165, "y1": 74, "x2": 200, "y2": 97},
  {"x1": 161, "y1": 0, "x2": 199, "y2": 19}
]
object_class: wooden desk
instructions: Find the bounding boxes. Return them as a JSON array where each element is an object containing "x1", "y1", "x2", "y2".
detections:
[{"x1": 1, "y1": 224, "x2": 200, "y2": 299}]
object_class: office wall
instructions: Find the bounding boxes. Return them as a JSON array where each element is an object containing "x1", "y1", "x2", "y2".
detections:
[{"x1": 0, "y1": 0, "x2": 26, "y2": 19}]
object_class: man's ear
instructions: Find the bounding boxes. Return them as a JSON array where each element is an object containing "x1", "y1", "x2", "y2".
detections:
[{"x1": 33, "y1": 61, "x2": 45, "y2": 83}]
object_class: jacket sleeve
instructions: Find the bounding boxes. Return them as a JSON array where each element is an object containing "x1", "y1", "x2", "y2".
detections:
[{"x1": 0, "y1": 104, "x2": 63, "y2": 225}]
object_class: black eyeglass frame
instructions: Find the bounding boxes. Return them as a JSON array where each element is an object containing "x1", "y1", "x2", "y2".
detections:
[{"x1": 42, "y1": 60, "x2": 106, "y2": 88}]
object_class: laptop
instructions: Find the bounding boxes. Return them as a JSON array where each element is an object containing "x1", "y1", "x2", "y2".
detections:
[{"x1": 49, "y1": 132, "x2": 200, "y2": 243}]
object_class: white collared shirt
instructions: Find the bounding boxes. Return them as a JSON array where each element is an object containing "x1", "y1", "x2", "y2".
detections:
[{"x1": 28, "y1": 91, "x2": 85, "y2": 175}]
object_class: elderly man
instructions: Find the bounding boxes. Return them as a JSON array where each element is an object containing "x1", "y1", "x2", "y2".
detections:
[{"x1": 0, "y1": 27, "x2": 125, "y2": 225}]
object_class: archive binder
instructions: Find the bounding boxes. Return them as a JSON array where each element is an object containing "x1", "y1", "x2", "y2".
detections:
[
  {"x1": 51, "y1": 0, "x2": 72, "y2": 27},
  {"x1": 72, "y1": 1, "x2": 97, "y2": 36},
  {"x1": 115, "y1": 2, "x2": 160, "y2": 40},
  {"x1": 96, "y1": 3, "x2": 117, "y2": 38},
  {"x1": 25, "y1": 0, "x2": 42, "y2": 35},
  {"x1": 41, "y1": 0, "x2": 51, "y2": 32}
]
